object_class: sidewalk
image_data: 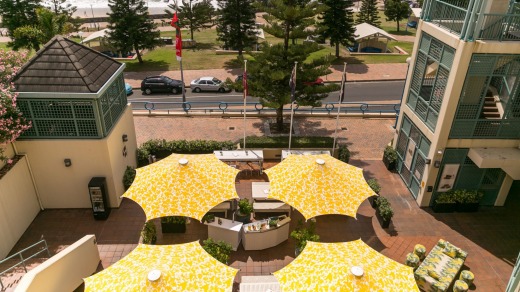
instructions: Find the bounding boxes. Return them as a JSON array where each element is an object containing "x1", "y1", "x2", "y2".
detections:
[{"x1": 123, "y1": 63, "x2": 409, "y2": 88}]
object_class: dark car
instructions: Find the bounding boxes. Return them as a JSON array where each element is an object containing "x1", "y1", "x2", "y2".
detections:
[
  {"x1": 407, "y1": 21, "x2": 418, "y2": 29},
  {"x1": 141, "y1": 76, "x2": 184, "y2": 95}
]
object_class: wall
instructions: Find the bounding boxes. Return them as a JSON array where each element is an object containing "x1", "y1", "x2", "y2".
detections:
[
  {"x1": 15, "y1": 106, "x2": 137, "y2": 209},
  {"x1": 15, "y1": 235, "x2": 100, "y2": 292},
  {"x1": 0, "y1": 156, "x2": 41, "y2": 258}
]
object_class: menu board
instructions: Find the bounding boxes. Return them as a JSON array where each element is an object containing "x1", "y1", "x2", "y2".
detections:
[
  {"x1": 437, "y1": 164, "x2": 460, "y2": 192},
  {"x1": 89, "y1": 187, "x2": 105, "y2": 212}
]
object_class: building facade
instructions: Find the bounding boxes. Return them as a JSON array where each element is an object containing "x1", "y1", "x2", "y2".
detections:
[{"x1": 394, "y1": 0, "x2": 520, "y2": 207}]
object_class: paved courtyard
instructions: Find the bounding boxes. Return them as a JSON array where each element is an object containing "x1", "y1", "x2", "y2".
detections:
[{"x1": 1, "y1": 116, "x2": 519, "y2": 291}]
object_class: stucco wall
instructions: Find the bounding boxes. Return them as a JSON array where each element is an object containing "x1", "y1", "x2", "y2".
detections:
[
  {"x1": 0, "y1": 156, "x2": 41, "y2": 258},
  {"x1": 14, "y1": 107, "x2": 137, "y2": 209}
]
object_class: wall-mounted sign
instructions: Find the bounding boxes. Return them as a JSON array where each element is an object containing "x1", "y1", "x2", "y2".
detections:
[
  {"x1": 404, "y1": 139, "x2": 416, "y2": 170},
  {"x1": 437, "y1": 164, "x2": 460, "y2": 192}
]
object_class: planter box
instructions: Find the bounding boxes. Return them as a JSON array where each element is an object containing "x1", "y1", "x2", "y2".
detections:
[
  {"x1": 382, "y1": 156, "x2": 396, "y2": 172},
  {"x1": 432, "y1": 201, "x2": 457, "y2": 213},
  {"x1": 457, "y1": 202, "x2": 479, "y2": 212},
  {"x1": 375, "y1": 211, "x2": 391, "y2": 229},
  {"x1": 234, "y1": 211, "x2": 251, "y2": 224},
  {"x1": 161, "y1": 222, "x2": 186, "y2": 233}
]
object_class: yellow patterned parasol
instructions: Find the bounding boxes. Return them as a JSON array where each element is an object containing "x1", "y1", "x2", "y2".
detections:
[
  {"x1": 274, "y1": 240, "x2": 419, "y2": 291},
  {"x1": 123, "y1": 153, "x2": 239, "y2": 221},
  {"x1": 265, "y1": 154, "x2": 376, "y2": 220},
  {"x1": 84, "y1": 241, "x2": 238, "y2": 292}
]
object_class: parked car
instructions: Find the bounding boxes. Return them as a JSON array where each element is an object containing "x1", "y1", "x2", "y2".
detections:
[
  {"x1": 141, "y1": 76, "x2": 184, "y2": 95},
  {"x1": 125, "y1": 83, "x2": 133, "y2": 95},
  {"x1": 190, "y1": 77, "x2": 230, "y2": 93},
  {"x1": 407, "y1": 21, "x2": 418, "y2": 29}
]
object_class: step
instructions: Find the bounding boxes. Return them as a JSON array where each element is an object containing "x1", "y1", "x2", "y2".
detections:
[
  {"x1": 483, "y1": 106, "x2": 498, "y2": 112},
  {"x1": 483, "y1": 112, "x2": 501, "y2": 118}
]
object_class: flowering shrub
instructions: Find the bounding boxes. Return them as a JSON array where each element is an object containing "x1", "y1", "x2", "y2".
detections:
[{"x1": 0, "y1": 50, "x2": 31, "y2": 162}]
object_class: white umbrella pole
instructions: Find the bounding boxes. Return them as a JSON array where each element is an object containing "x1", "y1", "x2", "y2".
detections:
[
  {"x1": 332, "y1": 62, "x2": 347, "y2": 154},
  {"x1": 288, "y1": 62, "x2": 297, "y2": 151},
  {"x1": 243, "y1": 60, "x2": 247, "y2": 149}
]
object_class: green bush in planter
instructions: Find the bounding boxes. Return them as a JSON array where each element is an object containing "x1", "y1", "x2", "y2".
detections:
[
  {"x1": 383, "y1": 146, "x2": 398, "y2": 171},
  {"x1": 435, "y1": 192, "x2": 457, "y2": 204},
  {"x1": 161, "y1": 216, "x2": 187, "y2": 224},
  {"x1": 367, "y1": 178, "x2": 381, "y2": 194},
  {"x1": 452, "y1": 189, "x2": 483, "y2": 204},
  {"x1": 376, "y1": 197, "x2": 394, "y2": 221},
  {"x1": 123, "y1": 166, "x2": 136, "y2": 191},
  {"x1": 338, "y1": 145, "x2": 351, "y2": 163},
  {"x1": 141, "y1": 221, "x2": 157, "y2": 244},
  {"x1": 238, "y1": 199, "x2": 254, "y2": 216},
  {"x1": 290, "y1": 220, "x2": 320, "y2": 252},
  {"x1": 202, "y1": 214, "x2": 215, "y2": 223},
  {"x1": 202, "y1": 238, "x2": 233, "y2": 264}
]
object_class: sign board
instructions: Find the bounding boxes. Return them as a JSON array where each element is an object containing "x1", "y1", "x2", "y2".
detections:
[{"x1": 437, "y1": 164, "x2": 460, "y2": 192}]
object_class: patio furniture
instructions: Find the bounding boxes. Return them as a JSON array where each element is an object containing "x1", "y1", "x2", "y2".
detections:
[
  {"x1": 459, "y1": 270, "x2": 474, "y2": 286},
  {"x1": 405, "y1": 253, "x2": 420, "y2": 270},
  {"x1": 453, "y1": 280, "x2": 469, "y2": 292},
  {"x1": 214, "y1": 150, "x2": 264, "y2": 174},
  {"x1": 253, "y1": 201, "x2": 291, "y2": 216},
  {"x1": 414, "y1": 239, "x2": 467, "y2": 292},
  {"x1": 414, "y1": 244, "x2": 427, "y2": 260}
]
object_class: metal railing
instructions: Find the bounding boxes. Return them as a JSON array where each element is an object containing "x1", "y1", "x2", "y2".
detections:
[
  {"x1": 131, "y1": 101, "x2": 401, "y2": 116},
  {"x1": 0, "y1": 238, "x2": 51, "y2": 290},
  {"x1": 477, "y1": 13, "x2": 520, "y2": 41}
]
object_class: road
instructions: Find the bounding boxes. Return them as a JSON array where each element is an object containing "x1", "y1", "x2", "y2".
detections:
[{"x1": 128, "y1": 81, "x2": 405, "y2": 109}]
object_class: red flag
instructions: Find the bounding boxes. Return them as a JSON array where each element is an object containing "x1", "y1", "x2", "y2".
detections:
[
  {"x1": 242, "y1": 72, "x2": 248, "y2": 97},
  {"x1": 171, "y1": 12, "x2": 182, "y2": 61}
]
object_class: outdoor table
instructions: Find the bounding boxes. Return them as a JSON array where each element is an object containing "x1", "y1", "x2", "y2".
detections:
[
  {"x1": 281, "y1": 150, "x2": 331, "y2": 160},
  {"x1": 251, "y1": 182, "x2": 271, "y2": 200},
  {"x1": 214, "y1": 150, "x2": 264, "y2": 173}
]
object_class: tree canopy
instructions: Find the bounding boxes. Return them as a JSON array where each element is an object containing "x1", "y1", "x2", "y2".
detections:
[
  {"x1": 356, "y1": 0, "x2": 381, "y2": 28},
  {"x1": 384, "y1": 0, "x2": 411, "y2": 31},
  {"x1": 165, "y1": 0, "x2": 214, "y2": 41},
  {"x1": 215, "y1": 0, "x2": 257, "y2": 55},
  {"x1": 107, "y1": 0, "x2": 163, "y2": 63},
  {"x1": 318, "y1": 0, "x2": 356, "y2": 57}
]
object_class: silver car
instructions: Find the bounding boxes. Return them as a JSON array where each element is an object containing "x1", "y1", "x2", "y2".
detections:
[{"x1": 190, "y1": 76, "x2": 230, "y2": 93}]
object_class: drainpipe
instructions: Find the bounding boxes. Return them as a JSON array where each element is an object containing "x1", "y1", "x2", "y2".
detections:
[
  {"x1": 12, "y1": 143, "x2": 44, "y2": 210},
  {"x1": 460, "y1": 0, "x2": 477, "y2": 40}
]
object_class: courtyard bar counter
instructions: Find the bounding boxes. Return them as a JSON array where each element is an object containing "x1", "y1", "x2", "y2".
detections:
[
  {"x1": 205, "y1": 217, "x2": 243, "y2": 251},
  {"x1": 242, "y1": 215, "x2": 291, "y2": 251}
]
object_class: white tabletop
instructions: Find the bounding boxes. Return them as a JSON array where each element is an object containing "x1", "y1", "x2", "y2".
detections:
[
  {"x1": 204, "y1": 217, "x2": 243, "y2": 232},
  {"x1": 214, "y1": 150, "x2": 264, "y2": 162},
  {"x1": 252, "y1": 182, "x2": 270, "y2": 199},
  {"x1": 281, "y1": 150, "x2": 331, "y2": 160}
]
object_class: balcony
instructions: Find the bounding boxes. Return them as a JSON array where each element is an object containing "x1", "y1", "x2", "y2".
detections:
[{"x1": 422, "y1": 0, "x2": 520, "y2": 41}]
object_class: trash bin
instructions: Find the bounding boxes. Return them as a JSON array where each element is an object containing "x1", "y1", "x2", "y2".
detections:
[{"x1": 88, "y1": 177, "x2": 111, "y2": 220}]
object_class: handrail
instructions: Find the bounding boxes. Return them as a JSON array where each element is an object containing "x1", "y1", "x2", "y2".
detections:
[
  {"x1": 132, "y1": 101, "x2": 401, "y2": 116},
  {"x1": 0, "y1": 238, "x2": 51, "y2": 290}
]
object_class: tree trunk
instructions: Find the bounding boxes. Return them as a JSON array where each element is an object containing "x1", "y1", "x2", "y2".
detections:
[
  {"x1": 335, "y1": 43, "x2": 340, "y2": 58},
  {"x1": 283, "y1": 23, "x2": 290, "y2": 53},
  {"x1": 190, "y1": 27, "x2": 194, "y2": 41},
  {"x1": 276, "y1": 106, "x2": 284, "y2": 132},
  {"x1": 396, "y1": 21, "x2": 400, "y2": 32},
  {"x1": 134, "y1": 44, "x2": 143, "y2": 63}
]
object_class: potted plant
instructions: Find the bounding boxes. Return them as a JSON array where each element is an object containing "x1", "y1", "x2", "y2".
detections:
[
  {"x1": 202, "y1": 213, "x2": 215, "y2": 223},
  {"x1": 367, "y1": 178, "x2": 381, "y2": 208},
  {"x1": 382, "y1": 146, "x2": 398, "y2": 172},
  {"x1": 140, "y1": 221, "x2": 157, "y2": 244},
  {"x1": 432, "y1": 191, "x2": 457, "y2": 213},
  {"x1": 160, "y1": 216, "x2": 187, "y2": 233},
  {"x1": 376, "y1": 197, "x2": 393, "y2": 228},
  {"x1": 202, "y1": 238, "x2": 233, "y2": 264},
  {"x1": 268, "y1": 218, "x2": 278, "y2": 228},
  {"x1": 290, "y1": 220, "x2": 320, "y2": 256},
  {"x1": 122, "y1": 166, "x2": 136, "y2": 191},
  {"x1": 338, "y1": 145, "x2": 351, "y2": 163},
  {"x1": 235, "y1": 199, "x2": 253, "y2": 223},
  {"x1": 453, "y1": 189, "x2": 482, "y2": 212}
]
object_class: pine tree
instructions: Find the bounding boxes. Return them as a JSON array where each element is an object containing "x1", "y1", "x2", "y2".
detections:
[
  {"x1": 107, "y1": 0, "x2": 163, "y2": 63},
  {"x1": 0, "y1": 0, "x2": 41, "y2": 49},
  {"x1": 356, "y1": 0, "x2": 381, "y2": 28},
  {"x1": 248, "y1": 43, "x2": 338, "y2": 131},
  {"x1": 384, "y1": 0, "x2": 411, "y2": 31},
  {"x1": 165, "y1": 0, "x2": 214, "y2": 41},
  {"x1": 215, "y1": 0, "x2": 257, "y2": 56},
  {"x1": 260, "y1": 0, "x2": 325, "y2": 53},
  {"x1": 319, "y1": 0, "x2": 356, "y2": 58}
]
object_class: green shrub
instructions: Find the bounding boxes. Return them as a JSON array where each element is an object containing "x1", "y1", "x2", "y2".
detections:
[
  {"x1": 452, "y1": 189, "x2": 483, "y2": 204},
  {"x1": 367, "y1": 178, "x2": 381, "y2": 194},
  {"x1": 141, "y1": 221, "x2": 157, "y2": 244},
  {"x1": 290, "y1": 220, "x2": 320, "y2": 251},
  {"x1": 123, "y1": 166, "x2": 136, "y2": 190},
  {"x1": 383, "y1": 146, "x2": 398, "y2": 163},
  {"x1": 238, "y1": 199, "x2": 254, "y2": 216},
  {"x1": 338, "y1": 145, "x2": 351, "y2": 163},
  {"x1": 376, "y1": 197, "x2": 394, "y2": 221},
  {"x1": 435, "y1": 192, "x2": 457, "y2": 204},
  {"x1": 137, "y1": 139, "x2": 236, "y2": 166},
  {"x1": 242, "y1": 136, "x2": 334, "y2": 149},
  {"x1": 161, "y1": 216, "x2": 187, "y2": 224},
  {"x1": 202, "y1": 238, "x2": 233, "y2": 264},
  {"x1": 202, "y1": 214, "x2": 215, "y2": 223}
]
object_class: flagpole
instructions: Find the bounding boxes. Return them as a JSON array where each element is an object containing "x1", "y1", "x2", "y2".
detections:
[
  {"x1": 175, "y1": 0, "x2": 187, "y2": 111},
  {"x1": 243, "y1": 60, "x2": 247, "y2": 149},
  {"x1": 332, "y1": 62, "x2": 347, "y2": 155},
  {"x1": 288, "y1": 61, "x2": 297, "y2": 151}
]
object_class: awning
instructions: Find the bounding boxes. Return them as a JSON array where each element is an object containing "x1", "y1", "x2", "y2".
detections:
[
  {"x1": 468, "y1": 147, "x2": 520, "y2": 179},
  {"x1": 81, "y1": 28, "x2": 111, "y2": 44},
  {"x1": 411, "y1": 8, "x2": 422, "y2": 18},
  {"x1": 354, "y1": 23, "x2": 397, "y2": 41}
]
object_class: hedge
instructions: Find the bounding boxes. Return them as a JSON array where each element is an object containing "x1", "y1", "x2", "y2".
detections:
[{"x1": 241, "y1": 136, "x2": 335, "y2": 149}]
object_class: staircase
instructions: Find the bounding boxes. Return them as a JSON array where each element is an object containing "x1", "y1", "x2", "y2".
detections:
[{"x1": 482, "y1": 96, "x2": 501, "y2": 119}]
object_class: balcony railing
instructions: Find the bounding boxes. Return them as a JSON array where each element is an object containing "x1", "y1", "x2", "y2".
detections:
[{"x1": 423, "y1": 0, "x2": 520, "y2": 41}]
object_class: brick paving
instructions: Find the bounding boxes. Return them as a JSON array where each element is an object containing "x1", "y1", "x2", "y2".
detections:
[{"x1": 1, "y1": 116, "x2": 519, "y2": 291}]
